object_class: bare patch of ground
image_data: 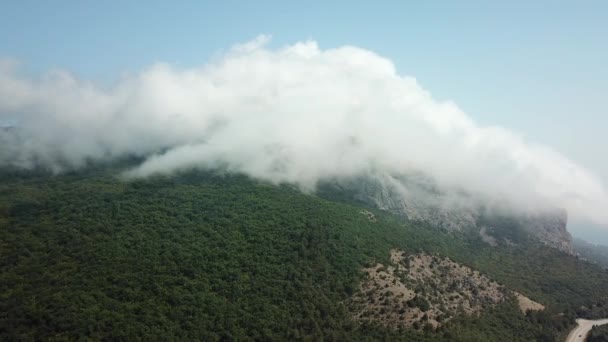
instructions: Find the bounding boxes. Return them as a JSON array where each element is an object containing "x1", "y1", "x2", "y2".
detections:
[
  {"x1": 348, "y1": 249, "x2": 510, "y2": 330},
  {"x1": 359, "y1": 210, "x2": 377, "y2": 222},
  {"x1": 479, "y1": 226, "x2": 498, "y2": 246},
  {"x1": 514, "y1": 292, "x2": 544, "y2": 313}
]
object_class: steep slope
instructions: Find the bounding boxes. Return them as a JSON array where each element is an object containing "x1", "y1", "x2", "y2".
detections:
[
  {"x1": 1, "y1": 168, "x2": 607, "y2": 340},
  {"x1": 322, "y1": 173, "x2": 574, "y2": 254},
  {"x1": 349, "y1": 249, "x2": 546, "y2": 330},
  {"x1": 573, "y1": 238, "x2": 608, "y2": 268},
  {"x1": 350, "y1": 250, "x2": 509, "y2": 329}
]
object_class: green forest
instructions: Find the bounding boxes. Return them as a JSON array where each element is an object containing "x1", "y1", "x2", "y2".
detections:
[
  {"x1": 1, "y1": 166, "x2": 608, "y2": 341},
  {"x1": 574, "y1": 237, "x2": 608, "y2": 269},
  {"x1": 589, "y1": 324, "x2": 608, "y2": 342}
]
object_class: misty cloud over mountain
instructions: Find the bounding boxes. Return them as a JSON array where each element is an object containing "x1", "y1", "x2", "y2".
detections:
[{"x1": 1, "y1": 35, "x2": 607, "y2": 224}]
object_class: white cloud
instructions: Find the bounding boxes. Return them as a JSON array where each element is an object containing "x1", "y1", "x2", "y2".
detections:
[{"x1": 1, "y1": 35, "x2": 607, "y2": 224}]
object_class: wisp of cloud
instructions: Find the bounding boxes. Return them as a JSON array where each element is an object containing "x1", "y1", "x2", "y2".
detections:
[{"x1": 1, "y1": 35, "x2": 607, "y2": 224}]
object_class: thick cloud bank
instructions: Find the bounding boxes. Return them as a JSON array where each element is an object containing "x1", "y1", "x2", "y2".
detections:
[{"x1": 1, "y1": 36, "x2": 607, "y2": 224}]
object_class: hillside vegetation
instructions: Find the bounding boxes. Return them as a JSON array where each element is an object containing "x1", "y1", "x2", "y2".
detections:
[
  {"x1": 574, "y1": 238, "x2": 608, "y2": 269},
  {"x1": 1, "y1": 167, "x2": 608, "y2": 340},
  {"x1": 349, "y1": 250, "x2": 511, "y2": 329},
  {"x1": 589, "y1": 324, "x2": 608, "y2": 342}
]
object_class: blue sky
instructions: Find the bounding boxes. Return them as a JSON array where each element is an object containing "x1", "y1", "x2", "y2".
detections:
[{"x1": 1, "y1": 1, "x2": 607, "y2": 241}]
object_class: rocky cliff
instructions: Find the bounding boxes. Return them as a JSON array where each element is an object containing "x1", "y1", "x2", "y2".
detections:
[{"x1": 327, "y1": 173, "x2": 574, "y2": 254}]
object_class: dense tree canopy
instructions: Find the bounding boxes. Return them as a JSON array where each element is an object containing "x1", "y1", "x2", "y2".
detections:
[{"x1": 1, "y1": 167, "x2": 607, "y2": 340}]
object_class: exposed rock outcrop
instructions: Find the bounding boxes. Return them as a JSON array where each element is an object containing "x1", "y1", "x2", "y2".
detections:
[
  {"x1": 520, "y1": 209, "x2": 573, "y2": 254},
  {"x1": 330, "y1": 173, "x2": 574, "y2": 254},
  {"x1": 348, "y1": 250, "x2": 543, "y2": 330}
]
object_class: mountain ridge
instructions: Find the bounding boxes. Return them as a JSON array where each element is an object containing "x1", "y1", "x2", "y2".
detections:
[
  {"x1": 1, "y1": 167, "x2": 605, "y2": 340},
  {"x1": 320, "y1": 172, "x2": 574, "y2": 254}
]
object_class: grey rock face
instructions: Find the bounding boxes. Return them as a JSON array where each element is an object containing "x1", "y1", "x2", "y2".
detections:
[
  {"x1": 519, "y1": 209, "x2": 573, "y2": 254},
  {"x1": 332, "y1": 172, "x2": 574, "y2": 254}
]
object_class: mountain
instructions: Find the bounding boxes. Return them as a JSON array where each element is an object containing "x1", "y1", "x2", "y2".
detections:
[
  {"x1": 573, "y1": 238, "x2": 608, "y2": 268},
  {"x1": 1, "y1": 166, "x2": 607, "y2": 341},
  {"x1": 320, "y1": 172, "x2": 574, "y2": 254}
]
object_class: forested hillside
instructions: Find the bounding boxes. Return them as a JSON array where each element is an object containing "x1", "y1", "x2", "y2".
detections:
[
  {"x1": 574, "y1": 238, "x2": 608, "y2": 269},
  {"x1": 1, "y1": 167, "x2": 608, "y2": 341},
  {"x1": 588, "y1": 324, "x2": 608, "y2": 342}
]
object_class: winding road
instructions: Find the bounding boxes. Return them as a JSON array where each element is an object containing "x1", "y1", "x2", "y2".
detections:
[{"x1": 565, "y1": 318, "x2": 608, "y2": 342}]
